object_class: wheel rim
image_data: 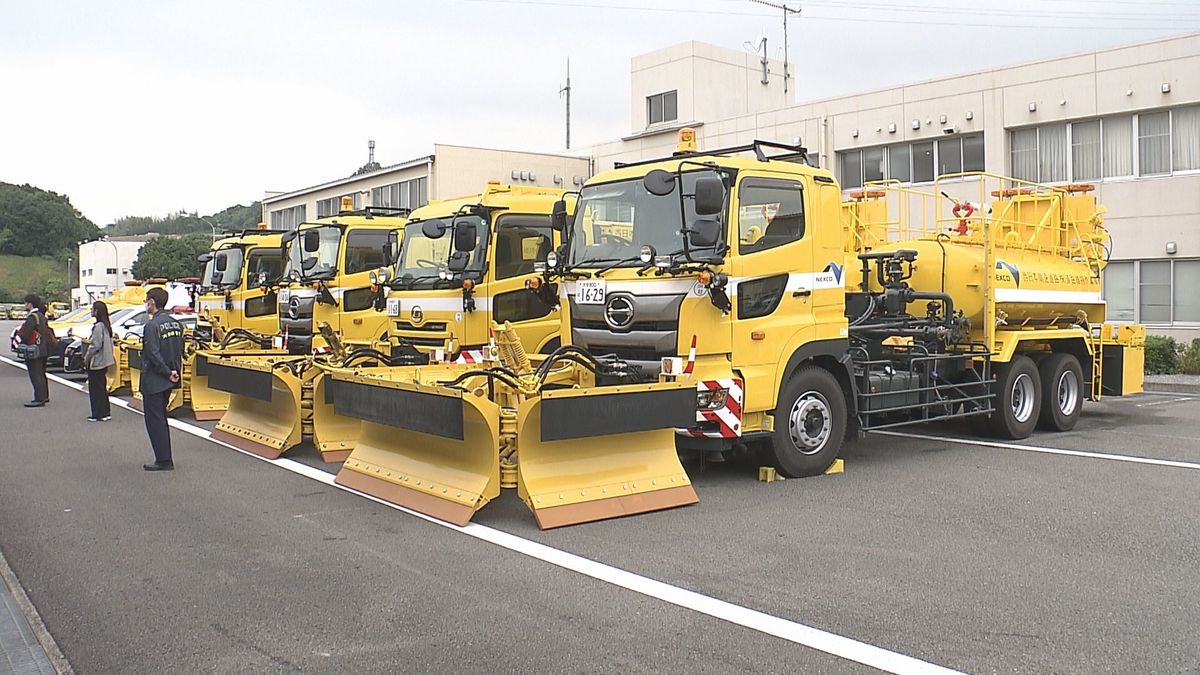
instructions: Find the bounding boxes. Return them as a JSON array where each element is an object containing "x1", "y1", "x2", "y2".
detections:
[
  {"x1": 1057, "y1": 369, "x2": 1079, "y2": 416},
  {"x1": 1010, "y1": 372, "x2": 1035, "y2": 423},
  {"x1": 788, "y1": 391, "x2": 831, "y2": 455}
]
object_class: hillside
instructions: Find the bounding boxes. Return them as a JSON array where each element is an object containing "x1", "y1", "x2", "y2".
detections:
[
  {"x1": 0, "y1": 254, "x2": 69, "y2": 303},
  {"x1": 0, "y1": 182, "x2": 99, "y2": 257},
  {"x1": 107, "y1": 201, "x2": 262, "y2": 236}
]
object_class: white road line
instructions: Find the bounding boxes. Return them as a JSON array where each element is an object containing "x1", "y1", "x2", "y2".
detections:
[
  {"x1": 1, "y1": 355, "x2": 960, "y2": 675},
  {"x1": 875, "y1": 430, "x2": 1200, "y2": 471},
  {"x1": 1137, "y1": 397, "x2": 1194, "y2": 407}
]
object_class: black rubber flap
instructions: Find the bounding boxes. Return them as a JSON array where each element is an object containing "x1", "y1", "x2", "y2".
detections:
[
  {"x1": 127, "y1": 348, "x2": 142, "y2": 370},
  {"x1": 330, "y1": 379, "x2": 464, "y2": 440},
  {"x1": 194, "y1": 354, "x2": 209, "y2": 376},
  {"x1": 541, "y1": 387, "x2": 696, "y2": 442},
  {"x1": 207, "y1": 362, "x2": 274, "y2": 401}
]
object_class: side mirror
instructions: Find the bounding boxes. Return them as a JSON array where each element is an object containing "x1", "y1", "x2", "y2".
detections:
[
  {"x1": 197, "y1": 253, "x2": 213, "y2": 264},
  {"x1": 693, "y1": 176, "x2": 726, "y2": 216},
  {"x1": 421, "y1": 219, "x2": 448, "y2": 239},
  {"x1": 550, "y1": 199, "x2": 568, "y2": 232},
  {"x1": 303, "y1": 230, "x2": 321, "y2": 253},
  {"x1": 280, "y1": 231, "x2": 298, "y2": 245},
  {"x1": 453, "y1": 219, "x2": 478, "y2": 253},
  {"x1": 688, "y1": 218, "x2": 722, "y2": 248},
  {"x1": 214, "y1": 252, "x2": 228, "y2": 272},
  {"x1": 643, "y1": 169, "x2": 676, "y2": 196}
]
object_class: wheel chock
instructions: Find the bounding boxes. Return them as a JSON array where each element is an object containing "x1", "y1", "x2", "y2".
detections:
[
  {"x1": 824, "y1": 458, "x2": 845, "y2": 475},
  {"x1": 758, "y1": 466, "x2": 784, "y2": 482}
]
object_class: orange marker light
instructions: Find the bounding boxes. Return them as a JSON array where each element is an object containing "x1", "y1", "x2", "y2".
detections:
[
  {"x1": 526, "y1": 277, "x2": 542, "y2": 290},
  {"x1": 462, "y1": 279, "x2": 475, "y2": 291},
  {"x1": 698, "y1": 270, "x2": 713, "y2": 285},
  {"x1": 751, "y1": 331, "x2": 765, "y2": 341}
]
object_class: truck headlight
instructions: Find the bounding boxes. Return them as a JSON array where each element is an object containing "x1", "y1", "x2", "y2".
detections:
[
  {"x1": 546, "y1": 251, "x2": 559, "y2": 269},
  {"x1": 696, "y1": 388, "x2": 729, "y2": 410}
]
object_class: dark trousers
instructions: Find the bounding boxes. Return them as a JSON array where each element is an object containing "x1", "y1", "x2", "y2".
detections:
[
  {"x1": 143, "y1": 389, "x2": 172, "y2": 463},
  {"x1": 26, "y1": 357, "x2": 49, "y2": 402},
  {"x1": 87, "y1": 368, "x2": 111, "y2": 419}
]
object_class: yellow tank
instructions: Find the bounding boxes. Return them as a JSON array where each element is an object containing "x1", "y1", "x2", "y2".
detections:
[{"x1": 860, "y1": 238, "x2": 1106, "y2": 329}]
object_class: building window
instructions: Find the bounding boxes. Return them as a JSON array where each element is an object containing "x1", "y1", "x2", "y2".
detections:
[
  {"x1": 1102, "y1": 262, "x2": 1135, "y2": 322},
  {"x1": 838, "y1": 134, "x2": 982, "y2": 189},
  {"x1": 1138, "y1": 111, "x2": 1171, "y2": 176},
  {"x1": 370, "y1": 176, "x2": 427, "y2": 211},
  {"x1": 1139, "y1": 260, "x2": 1172, "y2": 323},
  {"x1": 316, "y1": 193, "x2": 364, "y2": 218},
  {"x1": 1010, "y1": 128, "x2": 1038, "y2": 182},
  {"x1": 105, "y1": 268, "x2": 117, "y2": 275},
  {"x1": 1071, "y1": 120, "x2": 1101, "y2": 181},
  {"x1": 1038, "y1": 123, "x2": 1069, "y2": 182},
  {"x1": 647, "y1": 90, "x2": 678, "y2": 126},
  {"x1": 1172, "y1": 105, "x2": 1200, "y2": 171},
  {"x1": 1102, "y1": 115, "x2": 1133, "y2": 177},
  {"x1": 269, "y1": 204, "x2": 306, "y2": 229}
]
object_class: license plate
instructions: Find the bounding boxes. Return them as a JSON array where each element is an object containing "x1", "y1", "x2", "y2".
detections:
[
  {"x1": 575, "y1": 279, "x2": 606, "y2": 305},
  {"x1": 386, "y1": 297, "x2": 401, "y2": 317},
  {"x1": 278, "y1": 289, "x2": 290, "y2": 305}
]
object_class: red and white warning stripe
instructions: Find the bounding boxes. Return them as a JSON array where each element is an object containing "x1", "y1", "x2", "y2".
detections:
[
  {"x1": 682, "y1": 378, "x2": 743, "y2": 439},
  {"x1": 453, "y1": 349, "x2": 488, "y2": 364},
  {"x1": 683, "y1": 335, "x2": 697, "y2": 375}
]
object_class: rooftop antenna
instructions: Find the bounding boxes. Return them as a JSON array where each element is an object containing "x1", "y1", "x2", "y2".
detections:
[
  {"x1": 368, "y1": 139, "x2": 375, "y2": 164},
  {"x1": 559, "y1": 58, "x2": 571, "y2": 149},
  {"x1": 743, "y1": 35, "x2": 769, "y2": 85},
  {"x1": 747, "y1": 0, "x2": 801, "y2": 96}
]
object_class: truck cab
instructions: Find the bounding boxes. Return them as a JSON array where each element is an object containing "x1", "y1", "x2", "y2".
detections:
[
  {"x1": 276, "y1": 208, "x2": 407, "y2": 354},
  {"x1": 381, "y1": 183, "x2": 565, "y2": 361},
  {"x1": 195, "y1": 230, "x2": 286, "y2": 344}
]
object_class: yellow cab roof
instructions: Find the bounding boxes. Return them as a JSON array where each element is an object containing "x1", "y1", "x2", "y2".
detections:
[
  {"x1": 211, "y1": 229, "x2": 286, "y2": 250},
  {"x1": 299, "y1": 212, "x2": 408, "y2": 231},
  {"x1": 411, "y1": 184, "x2": 565, "y2": 221},
  {"x1": 589, "y1": 152, "x2": 831, "y2": 186}
]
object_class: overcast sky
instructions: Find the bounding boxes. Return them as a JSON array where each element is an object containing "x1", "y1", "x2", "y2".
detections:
[{"x1": 1, "y1": 0, "x2": 1195, "y2": 225}]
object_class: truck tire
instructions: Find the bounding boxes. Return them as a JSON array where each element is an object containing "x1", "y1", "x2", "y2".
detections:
[
  {"x1": 987, "y1": 355, "x2": 1041, "y2": 439},
  {"x1": 1036, "y1": 353, "x2": 1083, "y2": 432},
  {"x1": 764, "y1": 366, "x2": 846, "y2": 477}
]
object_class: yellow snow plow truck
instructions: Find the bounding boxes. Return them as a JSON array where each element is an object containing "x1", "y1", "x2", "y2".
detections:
[
  {"x1": 525, "y1": 130, "x2": 1142, "y2": 480},
  {"x1": 307, "y1": 183, "x2": 569, "y2": 459},
  {"x1": 204, "y1": 204, "x2": 407, "y2": 460}
]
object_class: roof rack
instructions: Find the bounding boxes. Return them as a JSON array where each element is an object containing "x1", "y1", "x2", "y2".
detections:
[
  {"x1": 613, "y1": 139, "x2": 810, "y2": 169},
  {"x1": 335, "y1": 206, "x2": 413, "y2": 219}
]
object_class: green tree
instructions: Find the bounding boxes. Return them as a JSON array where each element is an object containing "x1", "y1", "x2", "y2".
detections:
[
  {"x1": 0, "y1": 183, "x2": 99, "y2": 257},
  {"x1": 108, "y1": 201, "x2": 262, "y2": 236},
  {"x1": 130, "y1": 233, "x2": 212, "y2": 280},
  {"x1": 43, "y1": 277, "x2": 67, "y2": 301}
]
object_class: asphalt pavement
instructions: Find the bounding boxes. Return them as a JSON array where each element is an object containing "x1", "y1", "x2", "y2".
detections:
[{"x1": 1, "y1": 327, "x2": 1199, "y2": 672}]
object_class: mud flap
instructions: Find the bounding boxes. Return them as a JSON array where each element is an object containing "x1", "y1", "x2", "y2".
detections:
[
  {"x1": 188, "y1": 352, "x2": 230, "y2": 421},
  {"x1": 310, "y1": 370, "x2": 360, "y2": 463},
  {"x1": 333, "y1": 376, "x2": 501, "y2": 526},
  {"x1": 209, "y1": 355, "x2": 307, "y2": 459},
  {"x1": 516, "y1": 383, "x2": 699, "y2": 529}
]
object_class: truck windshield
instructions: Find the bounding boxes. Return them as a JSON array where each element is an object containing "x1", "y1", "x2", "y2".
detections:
[
  {"x1": 285, "y1": 225, "x2": 341, "y2": 281},
  {"x1": 203, "y1": 247, "x2": 244, "y2": 290},
  {"x1": 392, "y1": 215, "x2": 487, "y2": 288},
  {"x1": 568, "y1": 170, "x2": 725, "y2": 269}
]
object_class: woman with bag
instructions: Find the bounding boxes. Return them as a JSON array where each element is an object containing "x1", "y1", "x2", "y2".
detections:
[
  {"x1": 83, "y1": 300, "x2": 115, "y2": 421},
  {"x1": 17, "y1": 293, "x2": 52, "y2": 407}
]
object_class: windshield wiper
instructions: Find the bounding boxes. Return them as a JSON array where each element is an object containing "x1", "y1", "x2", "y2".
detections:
[
  {"x1": 390, "y1": 273, "x2": 440, "y2": 289},
  {"x1": 593, "y1": 255, "x2": 645, "y2": 278}
]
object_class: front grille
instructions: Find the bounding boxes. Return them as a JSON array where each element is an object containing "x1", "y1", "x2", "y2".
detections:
[
  {"x1": 393, "y1": 321, "x2": 448, "y2": 332},
  {"x1": 395, "y1": 335, "x2": 446, "y2": 348},
  {"x1": 574, "y1": 319, "x2": 678, "y2": 332},
  {"x1": 586, "y1": 345, "x2": 673, "y2": 362}
]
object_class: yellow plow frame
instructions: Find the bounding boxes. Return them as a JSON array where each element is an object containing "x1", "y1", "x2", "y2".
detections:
[
  {"x1": 207, "y1": 352, "x2": 312, "y2": 459},
  {"x1": 329, "y1": 324, "x2": 699, "y2": 529}
]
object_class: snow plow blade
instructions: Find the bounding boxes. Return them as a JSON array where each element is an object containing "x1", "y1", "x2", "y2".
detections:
[
  {"x1": 515, "y1": 382, "x2": 698, "y2": 529},
  {"x1": 332, "y1": 372, "x2": 501, "y2": 526},
  {"x1": 208, "y1": 353, "x2": 309, "y2": 459},
  {"x1": 188, "y1": 351, "x2": 230, "y2": 420},
  {"x1": 310, "y1": 369, "x2": 363, "y2": 463}
]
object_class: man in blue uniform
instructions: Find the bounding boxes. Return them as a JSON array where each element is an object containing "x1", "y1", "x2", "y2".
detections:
[{"x1": 140, "y1": 287, "x2": 184, "y2": 471}]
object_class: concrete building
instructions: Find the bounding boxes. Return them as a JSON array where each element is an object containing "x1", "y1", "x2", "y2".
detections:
[
  {"x1": 263, "y1": 33, "x2": 1199, "y2": 338},
  {"x1": 72, "y1": 235, "x2": 155, "y2": 307},
  {"x1": 261, "y1": 144, "x2": 592, "y2": 229},
  {"x1": 586, "y1": 34, "x2": 1200, "y2": 339}
]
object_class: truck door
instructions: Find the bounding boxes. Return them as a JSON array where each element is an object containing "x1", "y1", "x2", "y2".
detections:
[
  {"x1": 339, "y1": 228, "x2": 392, "y2": 344},
  {"x1": 486, "y1": 214, "x2": 559, "y2": 353},
  {"x1": 728, "y1": 175, "x2": 816, "y2": 412},
  {"x1": 242, "y1": 247, "x2": 283, "y2": 335}
]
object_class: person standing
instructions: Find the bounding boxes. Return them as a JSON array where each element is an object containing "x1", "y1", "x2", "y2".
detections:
[
  {"x1": 83, "y1": 300, "x2": 115, "y2": 422},
  {"x1": 17, "y1": 294, "x2": 52, "y2": 407},
  {"x1": 140, "y1": 287, "x2": 184, "y2": 471}
]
